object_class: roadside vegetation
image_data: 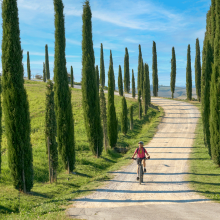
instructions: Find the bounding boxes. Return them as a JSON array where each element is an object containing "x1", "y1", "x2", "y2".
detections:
[
  {"x1": 178, "y1": 100, "x2": 220, "y2": 203},
  {"x1": 0, "y1": 80, "x2": 163, "y2": 219}
]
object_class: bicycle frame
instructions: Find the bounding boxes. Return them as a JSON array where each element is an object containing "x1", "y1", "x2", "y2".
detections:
[{"x1": 134, "y1": 158, "x2": 146, "y2": 184}]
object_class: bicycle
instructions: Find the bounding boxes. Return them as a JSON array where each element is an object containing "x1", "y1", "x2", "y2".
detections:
[{"x1": 133, "y1": 156, "x2": 150, "y2": 184}]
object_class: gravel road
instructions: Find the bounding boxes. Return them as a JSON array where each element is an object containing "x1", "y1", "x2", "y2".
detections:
[{"x1": 67, "y1": 97, "x2": 220, "y2": 220}]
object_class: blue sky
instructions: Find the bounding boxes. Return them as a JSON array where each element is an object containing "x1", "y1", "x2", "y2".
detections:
[{"x1": 0, "y1": 0, "x2": 211, "y2": 87}]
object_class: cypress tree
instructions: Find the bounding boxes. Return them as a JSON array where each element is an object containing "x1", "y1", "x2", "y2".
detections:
[
  {"x1": 130, "y1": 105, "x2": 133, "y2": 130},
  {"x1": 209, "y1": 65, "x2": 220, "y2": 164},
  {"x1": 121, "y1": 96, "x2": 128, "y2": 135},
  {"x1": 202, "y1": 41, "x2": 213, "y2": 157},
  {"x1": 152, "y1": 41, "x2": 158, "y2": 97},
  {"x1": 100, "y1": 87, "x2": 108, "y2": 151},
  {"x1": 124, "y1": 48, "x2": 129, "y2": 93},
  {"x1": 210, "y1": 0, "x2": 220, "y2": 165},
  {"x1": 53, "y1": 0, "x2": 75, "y2": 171},
  {"x1": 27, "y1": 51, "x2": 31, "y2": 80},
  {"x1": 143, "y1": 63, "x2": 150, "y2": 115},
  {"x1": 0, "y1": 78, "x2": 2, "y2": 174},
  {"x1": 146, "y1": 64, "x2": 151, "y2": 105},
  {"x1": 95, "y1": 65, "x2": 99, "y2": 90},
  {"x1": 138, "y1": 89, "x2": 142, "y2": 119},
  {"x1": 45, "y1": 44, "x2": 50, "y2": 80},
  {"x1": 2, "y1": 0, "x2": 33, "y2": 192},
  {"x1": 43, "y1": 62, "x2": 46, "y2": 82},
  {"x1": 140, "y1": 58, "x2": 144, "y2": 95},
  {"x1": 118, "y1": 65, "x2": 123, "y2": 96},
  {"x1": 170, "y1": 47, "x2": 176, "y2": 99},
  {"x1": 186, "y1": 44, "x2": 192, "y2": 100},
  {"x1": 70, "y1": 66, "x2": 74, "y2": 88},
  {"x1": 138, "y1": 45, "x2": 142, "y2": 93},
  {"x1": 132, "y1": 69, "x2": 135, "y2": 98},
  {"x1": 107, "y1": 51, "x2": 117, "y2": 148},
  {"x1": 211, "y1": 0, "x2": 216, "y2": 48},
  {"x1": 195, "y1": 39, "x2": 201, "y2": 102},
  {"x1": 45, "y1": 80, "x2": 58, "y2": 182},
  {"x1": 81, "y1": 0, "x2": 103, "y2": 157},
  {"x1": 100, "y1": 43, "x2": 105, "y2": 87}
]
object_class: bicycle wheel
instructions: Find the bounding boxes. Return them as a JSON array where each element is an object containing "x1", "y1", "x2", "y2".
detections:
[
  {"x1": 139, "y1": 164, "x2": 142, "y2": 184},
  {"x1": 141, "y1": 164, "x2": 143, "y2": 183}
]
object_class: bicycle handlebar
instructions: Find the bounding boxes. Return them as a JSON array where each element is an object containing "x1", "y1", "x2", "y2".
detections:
[{"x1": 132, "y1": 156, "x2": 150, "y2": 160}]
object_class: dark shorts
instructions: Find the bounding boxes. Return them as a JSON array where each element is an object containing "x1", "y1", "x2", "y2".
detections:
[{"x1": 136, "y1": 157, "x2": 146, "y2": 164}]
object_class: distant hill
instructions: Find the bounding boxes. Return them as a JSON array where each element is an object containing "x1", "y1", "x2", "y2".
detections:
[
  {"x1": 114, "y1": 85, "x2": 197, "y2": 100},
  {"x1": 154, "y1": 85, "x2": 197, "y2": 99}
]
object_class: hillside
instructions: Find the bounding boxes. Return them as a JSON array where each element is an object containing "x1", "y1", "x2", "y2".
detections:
[{"x1": 0, "y1": 80, "x2": 163, "y2": 219}]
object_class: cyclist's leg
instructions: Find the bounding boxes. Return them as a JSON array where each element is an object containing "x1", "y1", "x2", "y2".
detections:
[
  {"x1": 143, "y1": 159, "x2": 146, "y2": 172},
  {"x1": 136, "y1": 165, "x2": 139, "y2": 180}
]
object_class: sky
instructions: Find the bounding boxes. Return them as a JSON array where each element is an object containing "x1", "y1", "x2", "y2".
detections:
[{"x1": 0, "y1": 0, "x2": 211, "y2": 87}]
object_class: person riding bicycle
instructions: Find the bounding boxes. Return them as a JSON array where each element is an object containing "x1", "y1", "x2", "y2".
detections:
[{"x1": 132, "y1": 141, "x2": 150, "y2": 180}]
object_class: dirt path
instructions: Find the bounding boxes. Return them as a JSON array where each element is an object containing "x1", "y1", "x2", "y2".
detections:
[{"x1": 67, "y1": 97, "x2": 220, "y2": 219}]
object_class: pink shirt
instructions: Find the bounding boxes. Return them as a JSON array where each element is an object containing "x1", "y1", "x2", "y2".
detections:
[{"x1": 134, "y1": 147, "x2": 148, "y2": 158}]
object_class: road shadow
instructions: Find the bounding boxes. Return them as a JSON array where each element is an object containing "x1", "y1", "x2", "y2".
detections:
[
  {"x1": 108, "y1": 171, "x2": 220, "y2": 176},
  {"x1": 76, "y1": 189, "x2": 196, "y2": 194},
  {"x1": 74, "y1": 198, "x2": 210, "y2": 203},
  {"x1": 147, "y1": 147, "x2": 199, "y2": 149}
]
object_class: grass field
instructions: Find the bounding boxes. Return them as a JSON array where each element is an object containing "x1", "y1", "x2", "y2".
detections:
[
  {"x1": 0, "y1": 80, "x2": 163, "y2": 219},
  {"x1": 186, "y1": 102, "x2": 220, "y2": 202}
]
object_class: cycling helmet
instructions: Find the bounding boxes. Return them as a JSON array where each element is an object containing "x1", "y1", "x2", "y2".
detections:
[{"x1": 138, "y1": 141, "x2": 144, "y2": 145}]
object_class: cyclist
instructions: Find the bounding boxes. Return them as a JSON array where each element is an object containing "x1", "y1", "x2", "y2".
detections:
[{"x1": 132, "y1": 141, "x2": 150, "y2": 180}]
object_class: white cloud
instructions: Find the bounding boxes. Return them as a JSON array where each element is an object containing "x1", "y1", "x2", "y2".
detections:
[{"x1": 66, "y1": 38, "x2": 81, "y2": 46}]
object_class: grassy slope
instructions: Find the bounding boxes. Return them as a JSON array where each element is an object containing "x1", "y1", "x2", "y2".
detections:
[
  {"x1": 185, "y1": 101, "x2": 220, "y2": 202},
  {"x1": 0, "y1": 81, "x2": 163, "y2": 219},
  {"x1": 163, "y1": 98, "x2": 220, "y2": 202}
]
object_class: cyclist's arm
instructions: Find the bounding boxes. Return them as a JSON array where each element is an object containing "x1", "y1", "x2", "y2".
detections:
[
  {"x1": 145, "y1": 149, "x2": 149, "y2": 156},
  {"x1": 132, "y1": 150, "x2": 137, "y2": 159}
]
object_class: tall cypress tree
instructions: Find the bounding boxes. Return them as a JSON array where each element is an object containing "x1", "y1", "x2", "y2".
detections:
[
  {"x1": 100, "y1": 87, "x2": 108, "y2": 151},
  {"x1": 124, "y1": 48, "x2": 129, "y2": 93},
  {"x1": 138, "y1": 89, "x2": 142, "y2": 119},
  {"x1": 186, "y1": 44, "x2": 192, "y2": 100},
  {"x1": 170, "y1": 47, "x2": 176, "y2": 99},
  {"x1": 43, "y1": 62, "x2": 46, "y2": 82},
  {"x1": 146, "y1": 64, "x2": 151, "y2": 105},
  {"x1": 118, "y1": 65, "x2": 123, "y2": 96},
  {"x1": 211, "y1": 0, "x2": 216, "y2": 48},
  {"x1": 100, "y1": 43, "x2": 105, "y2": 87},
  {"x1": 130, "y1": 105, "x2": 133, "y2": 130},
  {"x1": 70, "y1": 66, "x2": 74, "y2": 88},
  {"x1": 202, "y1": 41, "x2": 213, "y2": 157},
  {"x1": 2, "y1": 0, "x2": 33, "y2": 192},
  {"x1": 132, "y1": 69, "x2": 135, "y2": 98},
  {"x1": 45, "y1": 44, "x2": 50, "y2": 80},
  {"x1": 121, "y1": 96, "x2": 128, "y2": 135},
  {"x1": 107, "y1": 51, "x2": 117, "y2": 148},
  {"x1": 95, "y1": 65, "x2": 99, "y2": 90},
  {"x1": 210, "y1": 0, "x2": 220, "y2": 165},
  {"x1": 138, "y1": 45, "x2": 142, "y2": 93},
  {"x1": 45, "y1": 80, "x2": 58, "y2": 182},
  {"x1": 81, "y1": 0, "x2": 103, "y2": 157},
  {"x1": 152, "y1": 41, "x2": 158, "y2": 97},
  {"x1": 0, "y1": 78, "x2": 2, "y2": 174},
  {"x1": 141, "y1": 59, "x2": 144, "y2": 95},
  {"x1": 53, "y1": 0, "x2": 75, "y2": 171},
  {"x1": 27, "y1": 51, "x2": 31, "y2": 80},
  {"x1": 195, "y1": 39, "x2": 201, "y2": 102},
  {"x1": 143, "y1": 63, "x2": 150, "y2": 115}
]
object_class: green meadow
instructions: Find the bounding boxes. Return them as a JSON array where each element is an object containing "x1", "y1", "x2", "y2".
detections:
[
  {"x1": 0, "y1": 80, "x2": 163, "y2": 219},
  {"x1": 186, "y1": 101, "x2": 220, "y2": 202}
]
